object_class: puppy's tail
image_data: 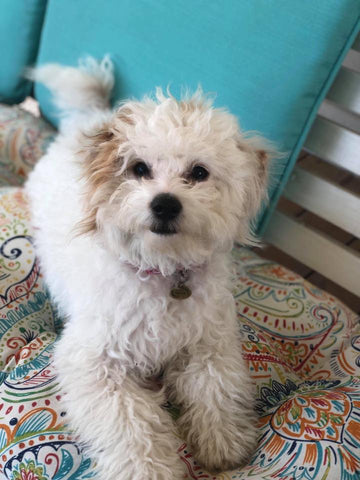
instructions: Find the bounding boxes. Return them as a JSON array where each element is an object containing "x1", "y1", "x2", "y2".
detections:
[{"x1": 26, "y1": 56, "x2": 114, "y2": 123}]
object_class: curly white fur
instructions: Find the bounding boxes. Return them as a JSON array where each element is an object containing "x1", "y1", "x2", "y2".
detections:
[{"x1": 26, "y1": 58, "x2": 271, "y2": 479}]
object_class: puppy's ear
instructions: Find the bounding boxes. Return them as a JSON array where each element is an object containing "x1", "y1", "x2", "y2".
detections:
[
  {"x1": 252, "y1": 147, "x2": 269, "y2": 199},
  {"x1": 84, "y1": 127, "x2": 118, "y2": 189},
  {"x1": 76, "y1": 122, "x2": 122, "y2": 235},
  {"x1": 236, "y1": 137, "x2": 271, "y2": 218}
]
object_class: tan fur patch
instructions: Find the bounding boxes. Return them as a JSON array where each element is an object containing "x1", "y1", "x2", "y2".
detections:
[
  {"x1": 257, "y1": 149, "x2": 268, "y2": 162},
  {"x1": 256, "y1": 149, "x2": 268, "y2": 180},
  {"x1": 76, "y1": 127, "x2": 122, "y2": 235},
  {"x1": 116, "y1": 106, "x2": 135, "y2": 125}
]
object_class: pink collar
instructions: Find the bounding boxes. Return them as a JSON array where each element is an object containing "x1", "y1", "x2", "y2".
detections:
[
  {"x1": 123, "y1": 261, "x2": 203, "y2": 300},
  {"x1": 124, "y1": 261, "x2": 203, "y2": 278},
  {"x1": 143, "y1": 268, "x2": 162, "y2": 275}
]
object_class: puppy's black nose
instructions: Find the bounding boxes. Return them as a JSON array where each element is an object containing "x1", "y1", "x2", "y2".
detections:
[{"x1": 150, "y1": 193, "x2": 182, "y2": 222}]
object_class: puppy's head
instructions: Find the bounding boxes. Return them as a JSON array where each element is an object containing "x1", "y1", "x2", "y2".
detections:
[{"x1": 79, "y1": 90, "x2": 272, "y2": 274}]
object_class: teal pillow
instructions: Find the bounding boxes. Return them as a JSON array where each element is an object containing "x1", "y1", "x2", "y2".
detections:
[
  {"x1": 0, "y1": 0, "x2": 47, "y2": 104},
  {"x1": 34, "y1": 0, "x2": 360, "y2": 233}
]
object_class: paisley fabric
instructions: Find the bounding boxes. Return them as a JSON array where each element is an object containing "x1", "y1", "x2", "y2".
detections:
[
  {"x1": 1, "y1": 101, "x2": 358, "y2": 480},
  {"x1": 0, "y1": 189, "x2": 359, "y2": 480},
  {"x1": 0, "y1": 188, "x2": 93, "y2": 479},
  {"x1": 230, "y1": 249, "x2": 360, "y2": 480},
  {"x1": 0, "y1": 104, "x2": 55, "y2": 187}
]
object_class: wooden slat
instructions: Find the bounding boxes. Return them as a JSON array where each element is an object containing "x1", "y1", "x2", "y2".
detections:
[
  {"x1": 264, "y1": 212, "x2": 360, "y2": 297},
  {"x1": 304, "y1": 117, "x2": 360, "y2": 175},
  {"x1": 326, "y1": 67, "x2": 360, "y2": 116},
  {"x1": 283, "y1": 166, "x2": 360, "y2": 237},
  {"x1": 343, "y1": 49, "x2": 360, "y2": 72},
  {"x1": 283, "y1": 167, "x2": 360, "y2": 237},
  {"x1": 353, "y1": 33, "x2": 360, "y2": 52},
  {"x1": 319, "y1": 101, "x2": 360, "y2": 134}
]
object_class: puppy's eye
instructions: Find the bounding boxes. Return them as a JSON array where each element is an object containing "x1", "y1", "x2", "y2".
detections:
[
  {"x1": 190, "y1": 165, "x2": 209, "y2": 182},
  {"x1": 133, "y1": 161, "x2": 150, "y2": 178}
]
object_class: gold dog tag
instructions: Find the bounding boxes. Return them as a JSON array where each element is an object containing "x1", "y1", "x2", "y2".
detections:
[{"x1": 170, "y1": 284, "x2": 192, "y2": 300}]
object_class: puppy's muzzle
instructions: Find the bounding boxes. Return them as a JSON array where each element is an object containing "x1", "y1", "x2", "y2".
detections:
[{"x1": 150, "y1": 193, "x2": 182, "y2": 235}]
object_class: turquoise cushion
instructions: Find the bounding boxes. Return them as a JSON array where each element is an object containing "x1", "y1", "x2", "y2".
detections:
[
  {"x1": 0, "y1": 0, "x2": 47, "y2": 104},
  {"x1": 34, "y1": 0, "x2": 360, "y2": 234}
]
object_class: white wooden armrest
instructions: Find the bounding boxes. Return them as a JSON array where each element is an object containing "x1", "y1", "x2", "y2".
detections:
[
  {"x1": 304, "y1": 117, "x2": 360, "y2": 175},
  {"x1": 264, "y1": 212, "x2": 360, "y2": 297},
  {"x1": 283, "y1": 166, "x2": 360, "y2": 237},
  {"x1": 327, "y1": 68, "x2": 360, "y2": 116},
  {"x1": 265, "y1": 35, "x2": 359, "y2": 300}
]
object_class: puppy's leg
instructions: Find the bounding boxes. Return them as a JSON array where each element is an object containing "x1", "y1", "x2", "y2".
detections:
[
  {"x1": 165, "y1": 320, "x2": 257, "y2": 472},
  {"x1": 55, "y1": 328, "x2": 186, "y2": 480}
]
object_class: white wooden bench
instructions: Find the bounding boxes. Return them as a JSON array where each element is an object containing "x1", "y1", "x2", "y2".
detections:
[{"x1": 264, "y1": 34, "x2": 360, "y2": 299}]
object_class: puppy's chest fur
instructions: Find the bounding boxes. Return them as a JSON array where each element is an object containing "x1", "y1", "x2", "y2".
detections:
[{"x1": 103, "y1": 269, "x2": 215, "y2": 375}]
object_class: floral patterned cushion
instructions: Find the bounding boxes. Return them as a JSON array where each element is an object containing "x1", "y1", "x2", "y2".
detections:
[
  {"x1": 0, "y1": 187, "x2": 359, "y2": 480},
  {"x1": 0, "y1": 104, "x2": 55, "y2": 187}
]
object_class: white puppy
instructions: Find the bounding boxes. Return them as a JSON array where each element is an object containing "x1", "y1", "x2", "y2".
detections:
[{"x1": 26, "y1": 58, "x2": 271, "y2": 480}]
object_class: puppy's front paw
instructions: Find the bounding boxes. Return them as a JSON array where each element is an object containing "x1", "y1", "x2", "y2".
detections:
[{"x1": 189, "y1": 417, "x2": 258, "y2": 473}]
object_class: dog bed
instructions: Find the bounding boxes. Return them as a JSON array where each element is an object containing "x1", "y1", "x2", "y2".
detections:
[{"x1": 0, "y1": 104, "x2": 359, "y2": 479}]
